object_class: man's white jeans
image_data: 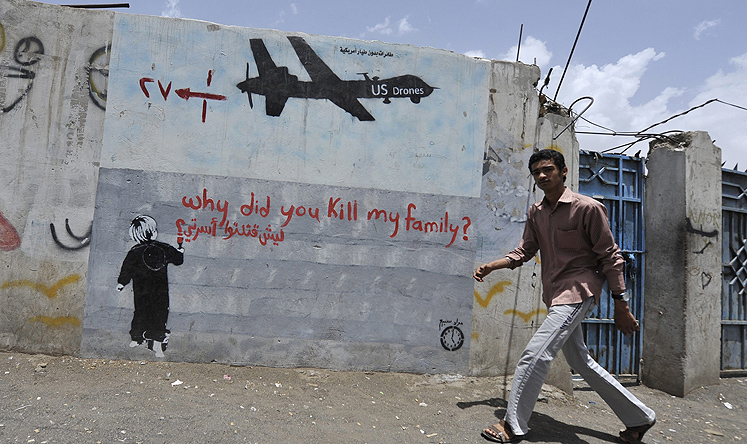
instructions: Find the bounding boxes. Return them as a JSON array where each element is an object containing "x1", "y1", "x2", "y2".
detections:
[{"x1": 504, "y1": 297, "x2": 656, "y2": 436}]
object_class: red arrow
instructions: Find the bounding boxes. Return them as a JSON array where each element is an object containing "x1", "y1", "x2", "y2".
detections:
[{"x1": 175, "y1": 88, "x2": 226, "y2": 101}]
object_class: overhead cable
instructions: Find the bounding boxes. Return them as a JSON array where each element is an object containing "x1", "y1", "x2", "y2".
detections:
[
  {"x1": 553, "y1": 0, "x2": 593, "y2": 102},
  {"x1": 569, "y1": 97, "x2": 747, "y2": 155}
]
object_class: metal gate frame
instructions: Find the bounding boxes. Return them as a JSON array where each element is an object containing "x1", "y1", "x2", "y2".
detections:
[
  {"x1": 722, "y1": 168, "x2": 747, "y2": 374},
  {"x1": 578, "y1": 151, "x2": 645, "y2": 377}
]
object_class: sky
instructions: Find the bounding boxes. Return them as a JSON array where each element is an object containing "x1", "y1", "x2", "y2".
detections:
[{"x1": 44, "y1": 0, "x2": 747, "y2": 168}]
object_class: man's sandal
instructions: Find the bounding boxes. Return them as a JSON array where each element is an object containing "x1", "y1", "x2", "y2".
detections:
[
  {"x1": 481, "y1": 420, "x2": 523, "y2": 443},
  {"x1": 617, "y1": 419, "x2": 656, "y2": 444}
]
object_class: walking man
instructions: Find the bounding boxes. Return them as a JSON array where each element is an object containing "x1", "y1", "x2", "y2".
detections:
[{"x1": 473, "y1": 149, "x2": 656, "y2": 443}]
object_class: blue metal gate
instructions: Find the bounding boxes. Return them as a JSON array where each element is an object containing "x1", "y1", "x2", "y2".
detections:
[
  {"x1": 578, "y1": 151, "x2": 645, "y2": 377},
  {"x1": 722, "y1": 168, "x2": 747, "y2": 374}
]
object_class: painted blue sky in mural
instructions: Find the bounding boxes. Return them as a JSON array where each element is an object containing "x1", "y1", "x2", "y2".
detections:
[
  {"x1": 44, "y1": 0, "x2": 747, "y2": 167},
  {"x1": 101, "y1": 15, "x2": 488, "y2": 197}
]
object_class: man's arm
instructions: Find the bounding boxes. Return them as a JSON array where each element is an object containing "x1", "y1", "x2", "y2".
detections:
[
  {"x1": 586, "y1": 203, "x2": 626, "y2": 294},
  {"x1": 473, "y1": 257, "x2": 514, "y2": 282},
  {"x1": 473, "y1": 209, "x2": 539, "y2": 282},
  {"x1": 585, "y1": 203, "x2": 639, "y2": 335}
]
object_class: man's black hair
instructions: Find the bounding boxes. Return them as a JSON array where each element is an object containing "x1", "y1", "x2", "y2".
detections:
[{"x1": 529, "y1": 149, "x2": 567, "y2": 182}]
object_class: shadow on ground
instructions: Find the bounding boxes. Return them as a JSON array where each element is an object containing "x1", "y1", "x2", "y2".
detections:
[{"x1": 457, "y1": 396, "x2": 619, "y2": 443}]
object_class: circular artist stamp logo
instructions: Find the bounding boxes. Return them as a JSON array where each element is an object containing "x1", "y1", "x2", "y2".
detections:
[{"x1": 439, "y1": 319, "x2": 465, "y2": 351}]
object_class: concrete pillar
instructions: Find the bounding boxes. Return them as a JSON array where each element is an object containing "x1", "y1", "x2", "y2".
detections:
[{"x1": 642, "y1": 131, "x2": 722, "y2": 397}]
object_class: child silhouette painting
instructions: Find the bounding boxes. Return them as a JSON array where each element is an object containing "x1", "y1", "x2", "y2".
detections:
[{"x1": 117, "y1": 215, "x2": 184, "y2": 358}]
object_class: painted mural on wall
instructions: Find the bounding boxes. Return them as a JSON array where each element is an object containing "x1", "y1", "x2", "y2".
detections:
[{"x1": 77, "y1": 10, "x2": 489, "y2": 373}]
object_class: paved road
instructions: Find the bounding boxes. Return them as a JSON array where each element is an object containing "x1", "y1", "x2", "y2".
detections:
[{"x1": 1, "y1": 351, "x2": 745, "y2": 443}]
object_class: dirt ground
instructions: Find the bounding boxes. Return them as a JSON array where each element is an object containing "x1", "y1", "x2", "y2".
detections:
[{"x1": 1, "y1": 351, "x2": 745, "y2": 444}]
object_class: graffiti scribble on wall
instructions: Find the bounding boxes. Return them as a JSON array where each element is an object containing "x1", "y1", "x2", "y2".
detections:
[
  {"x1": 0, "y1": 211, "x2": 21, "y2": 251},
  {"x1": 685, "y1": 217, "x2": 719, "y2": 238},
  {"x1": 236, "y1": 36, "x2": 435, "y2": 121},
  {"x1": 504, "y1": 308, "x2": 548, "y2": 323},
  {"x1": 87, "y1": 45, "x2": 111, "y2": 110},
  {"x1": 473, "y1": 280, "x2": 512, "y2": 308},
  {"x1": 117, "y1": 215, "x2": 184, "y2": 358},
  {"x1": 139, "y1": 69, "x2": 227, "y2": 122},
  {"x1": 29, "y1": 315, "x2": 82, "y2": 327},
  {"x1": 1, "y1": 35, "x2": 43, "y2": 113},
  {"x1": 1, "y1": 274, "x2": 81, "y2": 299},
  {"x1": 50, "y1": 218, "x2": 92, "y2": 250}
]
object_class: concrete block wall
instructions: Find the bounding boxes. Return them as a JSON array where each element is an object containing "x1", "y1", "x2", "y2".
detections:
[
  {"x1": 1, "y1": 0, "x2": 575, "y2": 376},
  {"x1": 642, "y1": 132, "x2": 722, "y2": 396}
]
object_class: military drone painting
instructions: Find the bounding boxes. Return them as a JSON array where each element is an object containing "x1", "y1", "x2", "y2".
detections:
[{"x1": 237, "y1": 36, "x2": 436, "y2": 121}]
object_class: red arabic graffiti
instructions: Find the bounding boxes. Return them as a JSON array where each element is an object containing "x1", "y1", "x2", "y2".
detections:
[
  {"x1": 177, "y1": 188, "x2": 472, "y2": 248},
  {"x1": 139, "y1": 70, "x2": 226, "y2": 122}
]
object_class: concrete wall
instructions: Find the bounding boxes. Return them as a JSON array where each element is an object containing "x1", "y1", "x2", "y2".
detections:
[
  {"x1": 642, "y1": 132, "x2": 722, "y2": 396},
  {"x1": 471, "y1": 108, "x2": 578, "y2": 391},
  {"x1": 1, "y1": 0, "x2": 575, "y2": 377},
  {"x1": 0, "y1": 0, "x2": 113, "y2": 353}
]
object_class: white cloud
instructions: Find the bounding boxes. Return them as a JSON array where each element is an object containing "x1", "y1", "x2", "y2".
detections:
[
  {"x1": 464, "y1": 50, "x2": 486, "y2": 59},
  {"x1": 694, "y1": 19, "x2": 720, "y2": 40},
  {"x1": 366, "y1": 16, "x2": 414, "y2": 36},
  {"x1": 501, "y1": 36, "x2": 552, "y2": 69},
  {"x1": 397, "y1": 16, "x2": 416, "y2": 35},
  {"x1": 549, "y1": 47, "x2": 746, "y2": 166},
  {"x1": 274, "y1": 9, "x2": 286, "y2": 25},
  {"x1": 367, "y1": 17, "x2": 393, "y2": 35},
  {"x1": 549, "y1": 49, "x2": 674, "y2": 154},
  {"x1": 673, "y1": 52, "x2": 747, "y2": 167},
  {"x1": 290, "y1": 3, "x2": 298, "y2": 14},
  {"x1": 161, "y1": 0, "x2": 180, "y2": 18}
]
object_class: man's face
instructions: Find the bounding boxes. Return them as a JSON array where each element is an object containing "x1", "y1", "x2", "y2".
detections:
[{"x1": 530, "y1": 159, "x2": 567, "y2": 192}]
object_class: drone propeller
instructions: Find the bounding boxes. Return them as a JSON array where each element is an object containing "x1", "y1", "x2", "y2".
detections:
[{"x1": 245, "y1": 63, "x2": 253, "y2": 109}]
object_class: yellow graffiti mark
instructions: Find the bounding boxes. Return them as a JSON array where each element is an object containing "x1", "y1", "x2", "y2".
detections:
[
  {"x1": 1, "y1": 274, "x2": 81, "y2": 299},
  {"x1": 29, "y1": 315, "x2": 82, "y2": 327},
  {"x1": 504, "y1": 308, "x2": 548, "y2": 322},
  {"x1": 471, "y1": 332, "x2": 479, "y2": 340},
  {"x1": 474, "y1": 280, "x2": 512, "y2": 308},
  {"x1": 0, "y1": 22, "x2": 5, "y2": 53}
]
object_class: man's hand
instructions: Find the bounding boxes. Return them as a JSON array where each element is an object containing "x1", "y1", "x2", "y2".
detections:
[
  {"x1": 473, "y1": 264, "x2": 491, "y2": 282},
  {"x1": 117, "y1": 284, "x2": 124, "y2": 292},
  {"x1": 613, "y1": 300, "x2": 640, "y2": 335}
]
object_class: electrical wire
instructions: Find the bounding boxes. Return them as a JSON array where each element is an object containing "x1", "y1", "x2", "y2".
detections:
[
  {"x1": 565, "y1": 98, "x2": 747, "y2": 155},
  {"x1": 633, "y1": 99, "x2": 718, "y2": 135},
  {"x1": 553, "y1": 0, "x2": 593, "y2": 102},
  {"x1": 715, "y1": 98, "x2": 747, "y2": 112}
]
